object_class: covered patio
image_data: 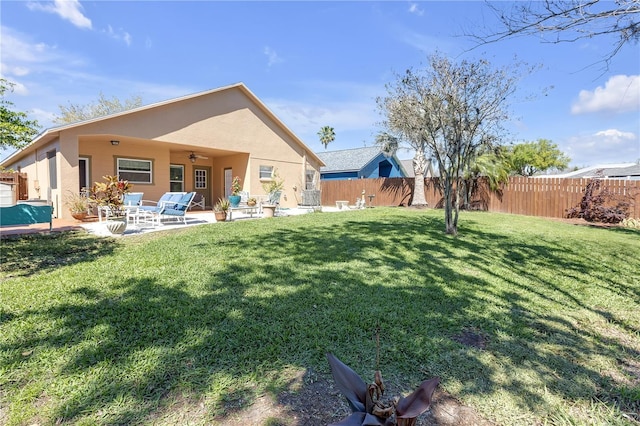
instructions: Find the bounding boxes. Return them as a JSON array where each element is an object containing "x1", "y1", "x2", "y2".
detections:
[{"x1": 0, "y1": 207, "x2": 332, "y2": 238}]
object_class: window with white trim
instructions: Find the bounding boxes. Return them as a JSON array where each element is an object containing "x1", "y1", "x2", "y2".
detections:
[
  {"x1": 117, "y1": 158, "x2": 152, "y2": 183},
  {"x1": 259, "y1": 165, "x2": 274, "y2": 180},
  {"x1": 169, "y1": 164, "x2": 184, "y2": 192}
]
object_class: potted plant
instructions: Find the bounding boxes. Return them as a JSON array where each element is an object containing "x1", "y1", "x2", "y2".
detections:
[
  {"x1": 64, "y1": 190, "x2": 91, "y2": 221},
  {"x1": 228, "y1": 176, "x2": 242, "y2": 208},
  {"x1": 213, "y1": 197, "x2": 230, "y2": 222},
  {"x1": 261, "y1": 169, "x2": 284, "y2": 218},
  {"x1": 89, "y1": 175, "x2": 133, "y2": 234}
]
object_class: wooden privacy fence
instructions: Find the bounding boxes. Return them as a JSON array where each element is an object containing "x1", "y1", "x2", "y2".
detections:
[
  {"x1": 0, "y1": 172, "x2": 28, "y2": 201},
  {"x1": 320, "y1": 177, "x2": 640, "y2": 219}
]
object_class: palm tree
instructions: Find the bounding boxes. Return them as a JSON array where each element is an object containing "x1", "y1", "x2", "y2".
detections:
[
  {"x1": 375, "y1": 131, "x2": 399, "y2": 158},
  {"x1": 375, "y1": 131, "x2": 428, "y2": 206},
  {"x1": 461, "y1": 150, "x2": 511, "y2": 209},
  {"x1": 317, "y1": 126, "x2": 335, "y2": 150}
]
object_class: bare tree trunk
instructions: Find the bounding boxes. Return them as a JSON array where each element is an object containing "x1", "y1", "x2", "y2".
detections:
[
  {"x1": 443, "y1": 176, "x2": 456, "y2": 234},
  {"x1": 452, "y1": 180, "x2": 460, "y2": 235}
]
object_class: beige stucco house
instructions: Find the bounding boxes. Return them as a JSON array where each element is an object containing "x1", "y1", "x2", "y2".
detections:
[{"x1": 0, "y1": 83, "x2": 324, "y2": 219}]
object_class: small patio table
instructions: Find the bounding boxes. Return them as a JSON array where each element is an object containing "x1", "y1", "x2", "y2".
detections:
[{"x1": 229, "y1": 206, "x2": 259, "y2": 220}]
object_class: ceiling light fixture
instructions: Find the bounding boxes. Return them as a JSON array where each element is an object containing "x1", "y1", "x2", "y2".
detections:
[
  {"x1": 189, "y1": 152, "x2": 197, "y2": 163},
  {"x1": 110, "y1": 140, "x2": 120, "y2": 146}
]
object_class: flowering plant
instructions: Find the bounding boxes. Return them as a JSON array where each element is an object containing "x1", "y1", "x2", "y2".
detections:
[
  {"x1": 231, "y1": 176, "x2": 242, "y2": 196},
  {"x1": 89, "y1": 175, "x2": 133, "y2": 217}
]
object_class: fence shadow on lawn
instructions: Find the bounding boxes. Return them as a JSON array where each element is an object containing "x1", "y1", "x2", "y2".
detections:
[{"x1": 1, "y1": 211, "x2": 638, "y2": 424}]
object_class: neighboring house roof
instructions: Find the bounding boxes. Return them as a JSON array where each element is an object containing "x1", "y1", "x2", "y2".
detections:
[
  {"x1": 400, "y1": 159, "x2": 415, "y2": 177},
  {"x1": 400, "y1": 158, "x2": 416, "y2": 177},
  {"x1": 536, "y1": 163, "x2": 640, "y2": 179},
  {"x1": 400, "y1": 158, "x2": 438, "y2": 178},
  {"x1": 0, "y1": 82, "x2": 324, "y2": 167},
  {"x1": 317, "y1": 146, "x2": 407, "y2": 174},
  {"x1": 317, "y1": 146, "x2": 383, "y2": 173}
]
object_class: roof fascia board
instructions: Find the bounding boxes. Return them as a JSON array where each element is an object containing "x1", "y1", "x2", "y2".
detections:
[{"x1": 1, "y1": 82, "x2": 325, "y2": 167}]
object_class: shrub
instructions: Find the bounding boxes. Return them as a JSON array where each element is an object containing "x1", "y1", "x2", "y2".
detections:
[{"x1": 566, "y1": 179, "x2": 632, "y2": 224}]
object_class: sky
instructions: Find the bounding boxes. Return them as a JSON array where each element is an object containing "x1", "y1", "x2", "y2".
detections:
[{"x1": 1, "y1": 0, "x2": 639, "y2": 168}]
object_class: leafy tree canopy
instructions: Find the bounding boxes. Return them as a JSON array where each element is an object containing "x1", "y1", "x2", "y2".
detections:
[
  {"x1": 507, "y1": 139, "x2": 570, "y2": 176},
  {"x1": 0, "y1": 79, "x2": 41, "y2": 150},
  {"x1": 54, "y1": 92, "x2": 143, "y2": 124},
  {"x1": 378, "y1": 53, "x2": 527, "y2": 234}
]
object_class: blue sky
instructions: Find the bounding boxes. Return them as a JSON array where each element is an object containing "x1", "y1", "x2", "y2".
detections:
[{"x1": 1, "y1": 0, "x2": 639, "y2": 168}]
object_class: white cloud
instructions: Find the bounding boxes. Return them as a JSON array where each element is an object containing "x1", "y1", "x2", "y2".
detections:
[
  {"x1": 30, "y1": 108, "x2": 57, "y2": 124},
  {"x1": 408, "y1": 3, "x2": 424, "y2": 16},
  {"x1": 1, "y1": 27, "x2": 49, "y2": 67},
  {"x1": 10, "y1": 66, "x2": 30, "y2": 77},
  {"x1": 563, "y1": 128, "x2": 640, "y2": 166},
  {"x1": 267, "y1": 97, "x2": 379, "y2": 147},
  {"x1": 0, "y1": 26, "x2": 66, "y2": 81},
  {"x1": 263, "y1": 46, "x2": 283, "y2": 68},
  {"x1": 104, "y1": 25, "x2": 132, "y2": 46},
  {"x1": 571, "y1": 74, "x2": 640, "y2": 114},
  {"x1": 27, "y1": 0, "x2": 92, "y2": 29},
  {"x1": 594, "y1": 129, "x2": 636, "y2": 142}
]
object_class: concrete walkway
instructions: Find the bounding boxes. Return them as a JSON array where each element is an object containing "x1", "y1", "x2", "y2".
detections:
[{"x1": 0, "y1": 206, "x2": 344, "y2": 238}]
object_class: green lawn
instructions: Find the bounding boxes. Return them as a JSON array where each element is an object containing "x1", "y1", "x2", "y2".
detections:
[{"x1": 1, "y1": 208, "x2": 639, "y2": 425}]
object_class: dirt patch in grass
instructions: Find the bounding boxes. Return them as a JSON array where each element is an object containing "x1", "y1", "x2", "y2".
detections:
[{"x1": 214, "y1": 369, "x2": 493, "y2": 426}]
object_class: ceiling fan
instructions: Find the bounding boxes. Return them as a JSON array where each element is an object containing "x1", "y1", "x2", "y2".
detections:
[{"x1": 188, "y1": 151, "x2": 209, "y2": 163}]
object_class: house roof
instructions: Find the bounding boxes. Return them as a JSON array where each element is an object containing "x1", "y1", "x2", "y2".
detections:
[
  {"x1": 1, "y1": 82, "x2": 324, "y2": 167},
  {"x1": 317, "y1": 146, "x2": 401, "y2": 173},
  {"x1": 400, "y1": 159, "x2": 414, "y2": 177},
  {"x1": 537, "y1": 163, "x2": 640, "y2": 179},
  {"x1": 400, "y1": 158, "x2": 438, "y2": 178}
]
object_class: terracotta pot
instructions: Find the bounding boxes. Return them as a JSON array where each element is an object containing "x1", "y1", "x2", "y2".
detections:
[
  {"x1": 71, "y1": 212, "x2": 88, "y2": 221},
  {"x1": 214, "y1": 211, "x2": 227, "y2": 222}
]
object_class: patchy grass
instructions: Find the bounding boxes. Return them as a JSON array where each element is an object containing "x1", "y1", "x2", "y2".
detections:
[{"x1": 1, "y1": 208, "x2": 638, "y2": 425}]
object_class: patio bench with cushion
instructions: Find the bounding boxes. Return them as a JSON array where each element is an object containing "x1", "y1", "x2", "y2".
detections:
[{"x1": 139, "y1": 192, "x2": 196, "y2": 225}]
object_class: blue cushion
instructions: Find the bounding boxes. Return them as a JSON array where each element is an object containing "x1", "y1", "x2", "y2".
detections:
[
  {"x1": 139, "y1": 192, "x2": 174, "y2": 212},
  {"x1": 123, "y1": 193, "x2": 142, "y2": 206},
  {"x1": 161, "y1": 208, "x2": 185, "y2": 217},
  {"x1": 165, "y1": 193, "x2": 183, "y2": 209},
  {"x1": 177, "y1": 192, "x2": 194, "y2": 210}
]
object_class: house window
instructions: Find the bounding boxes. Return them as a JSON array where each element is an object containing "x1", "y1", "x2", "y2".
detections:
[
  {"x1": 117, "y1": 158, "x2": 152, "y2": 184},
  {"x1": 259, "y1": 165, "x2": 274, "y2": 180},
  {"x1": 379, "y1": 160, "x2": 392, "y2": 178},
  {"x1": 306, "y1": 170, "x2": 316, "y2": 190},
  {"x1": 47, "y1": 150, "x2": 57, "y2": 189},
  {"x1": 79, "y1": 157, "x2": 90, "y2": 193},
  {"x1": 195, "y1": 169, "x2": 207, "y2": 189},
  {"x1": 170, "y1": 164, "x2": 184, "y2": 192}
]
